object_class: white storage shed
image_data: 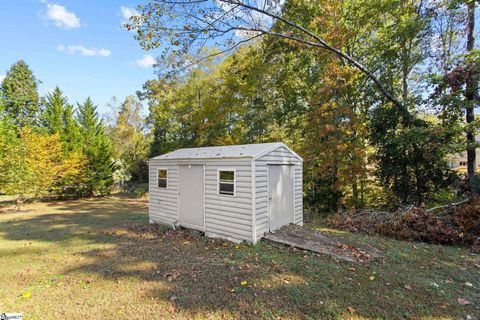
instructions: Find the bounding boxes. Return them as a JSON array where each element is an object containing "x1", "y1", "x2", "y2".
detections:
[{"x1": 148, "y1": 142, "x2": 303, "y2": 243}]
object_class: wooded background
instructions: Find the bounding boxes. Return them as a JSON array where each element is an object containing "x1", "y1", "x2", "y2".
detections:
[{"x1": 0, "y1": 0, "x2": 478, "y2": 213}]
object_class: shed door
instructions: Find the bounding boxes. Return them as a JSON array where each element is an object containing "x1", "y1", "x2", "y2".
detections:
[
  {"x1": 178, "y1": 165, "x2": 204, "y2": 229},
  {"x1": 268, "y1": 165, "x2": 294, "y2": 232}
]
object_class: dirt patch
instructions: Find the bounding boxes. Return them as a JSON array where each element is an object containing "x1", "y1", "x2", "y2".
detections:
[{"x1": 264, "y1": 224, "x2": 379, "y2": 263}]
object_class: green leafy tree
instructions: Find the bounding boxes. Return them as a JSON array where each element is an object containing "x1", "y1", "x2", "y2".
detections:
[
  {"x1": 370, "y1": 105, "x2": 455, "y2": 205},
  {"x1": 133, "y1": 0, "x2": 470, "y2": 209},
  {"x1": 429, "y1": 1, "x2": 479, "y2": 194},
  {"x1": 139, "y1": 79, "x2": 180, "y2": 157},
  {"x1": 0, "y1": 118, "x2": 19, "y2": 198},
  {"x1": 76, "y1": 98, "x2": 114, "y2": 196},
  {"x1": 107, "y1": 95, "x2": 150, "y2": 182},
  {"x1": 0, "y1": 60, "x2": 39, "y2": 127}
]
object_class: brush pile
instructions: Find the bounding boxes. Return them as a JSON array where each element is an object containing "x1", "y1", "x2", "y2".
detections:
[{"x1": 326, "y1": 198, "x2": 480, "y2": 252}]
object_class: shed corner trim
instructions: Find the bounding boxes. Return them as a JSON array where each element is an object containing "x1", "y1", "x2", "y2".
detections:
[{"x1": 251, "y1": 158, "x2": 256, "y2": 242}]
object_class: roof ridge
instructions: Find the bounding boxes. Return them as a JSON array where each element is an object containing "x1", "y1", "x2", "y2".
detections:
[{"x1": 151, "y1": 142, "x2": 287, "y2": 160}]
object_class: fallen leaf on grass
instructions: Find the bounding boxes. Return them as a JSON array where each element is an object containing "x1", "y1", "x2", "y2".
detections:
[
  {"x1": 22, "y1": 291, "x2": 32, "y2": 299},
  {"x1": 404, "y1": 284, "x2": 412, "y2": 290},
  {"x1": 369, "y1": 276, "x2": 375, "y2": 281},
  {"x1": 240, "y1": 281, "x2": 248, "y2": 286},
  {"x1": 163, "y1": 270, "x2": 180, "y2": 282},
  {"x1": 347, "y1": 306, "x2": 355, "y2": 313},
  {"x1": 458, "y1": 298, "x2": 470, "y2": 305},
  {"x1": 465, "y1": 282, "x2": 473, "y2": 287}
]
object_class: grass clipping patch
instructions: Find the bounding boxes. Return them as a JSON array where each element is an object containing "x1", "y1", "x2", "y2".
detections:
[{"x1": 326, "y1": 199, "x2": 480, "y2": 250}]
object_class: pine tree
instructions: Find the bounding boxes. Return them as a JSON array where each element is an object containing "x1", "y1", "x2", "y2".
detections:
[
  {"x1": 41, "y1": 86, "x2": 67, "y2": 134},
  {"x1": 0, "y1": 60, "x2": 39, "y2": 127},
  {"x1": 77, "y1": 97, "x2": 101, "y2": 139},
  {"x1": 76, "y1": 98, "x2": 114, "y2": 195},
  {"x1": 62, "y1": 104, "x2": 81, "y2": 153}
]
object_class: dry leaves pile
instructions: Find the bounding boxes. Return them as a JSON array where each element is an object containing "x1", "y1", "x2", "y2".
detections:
[{"x1": 327, "y1": 199, "x2": 480, "y2": 251}]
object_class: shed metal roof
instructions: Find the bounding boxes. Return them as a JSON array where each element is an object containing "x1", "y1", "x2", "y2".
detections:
[{"x1": 151, "y1": 142, "x2": 302, "y2": 160}]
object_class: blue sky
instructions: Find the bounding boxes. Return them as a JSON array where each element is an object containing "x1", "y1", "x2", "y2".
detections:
[{"x1": 0, "y1": 1, "x2": 156, "y2": 113}]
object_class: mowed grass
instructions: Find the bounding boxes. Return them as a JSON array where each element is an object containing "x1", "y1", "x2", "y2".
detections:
[{"x1": 0, "y1": 194, "x2": 478, "y2": 320}]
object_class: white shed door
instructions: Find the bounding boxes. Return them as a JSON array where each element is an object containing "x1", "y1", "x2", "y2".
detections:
[
  {"x1": 178, "y1": 165, "x2": 204, "y2": 229},
  {"x1": 268, "y1": 165, "x2": 294, "y2": 232}
]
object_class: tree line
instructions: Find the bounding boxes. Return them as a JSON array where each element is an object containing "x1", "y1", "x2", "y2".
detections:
[
  {"x1": 0, "y1": 60, "x2": 149, "y2": 204},
  {"x1": 131, "y1": 0, "x2": 478, "y2": 212},
  {"x1": 1, "y1": 0, "x2": 478, "y2": 214}
]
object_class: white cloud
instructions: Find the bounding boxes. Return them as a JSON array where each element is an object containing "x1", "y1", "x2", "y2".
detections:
[
  {"x1": 41, "y1": 3, "x2": 81, "y2": 29},
  {"x1": 57, "y1": 45, "x2": 111, "y2": 57},
  {"x1": 135, "y1": 55, "x2": 156, "y2": 68},
  {"x1": 120, "y1": 6, "x2": 139, "y2": 20},
  {"x1": 0, "y1": 75, "x2": 5, "y2": 83}
]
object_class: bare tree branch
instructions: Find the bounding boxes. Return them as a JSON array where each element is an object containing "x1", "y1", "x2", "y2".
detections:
[
  {"x1": 131, "y1": 0, "x2": 407, "y2": 110},
  {"x1": 219, "y1": 0, "x2": 405, "y2": 110},
  {"x1": 163, "y1": 33, "x2": 265, "y2": 77}
]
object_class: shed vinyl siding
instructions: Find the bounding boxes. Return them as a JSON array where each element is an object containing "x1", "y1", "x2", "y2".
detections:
[
  {"x1": 149, "y1": 159, "x2": 254, "y2": 242},
  {"x1": 294, "y1": 164, "x2": 303, "y2": 224},
  {"x1": 202, "y1": 159, "x2": 253, "y2": 242},
  {"x1": 149, "y1": 143, "x2": 301, "y2": 244},
  {"x1": 149, "y1": 160, "x2": 179, "y2": 224},
  {"x1": 255, "y1": 146, "x2": 303, "y2": 241}
]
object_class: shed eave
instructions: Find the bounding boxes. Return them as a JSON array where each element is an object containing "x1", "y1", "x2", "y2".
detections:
[
  {"x1": 252, "y1": 142, "x2": 303, "y2": 162},
  {"x1": 150, "y1": 156, "x2": 253, "y2": 161}
]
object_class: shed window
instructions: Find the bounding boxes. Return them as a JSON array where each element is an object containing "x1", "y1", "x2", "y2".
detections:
[
  {"x1": 460, "y1": 161, "x2": 467, "y2": 166},
  {"x1": 158, "y1": 169, "x2": 167, "y2": 188},
  {"x1": 219, "y1": 170, "x2": 235, "y2": 196}
]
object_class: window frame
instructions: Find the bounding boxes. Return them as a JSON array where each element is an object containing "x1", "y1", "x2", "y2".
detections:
[
  {"x1": 217, "y1": 168, "x2": 236, "y2": 197},
  {"x1": 157, "y1": 168, "x2": 168, "y2": 189}
]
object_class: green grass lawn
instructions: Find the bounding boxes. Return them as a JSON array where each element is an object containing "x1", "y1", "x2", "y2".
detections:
[{"x1": 0, "y1": 194, "x2": 478, "y2": 319}]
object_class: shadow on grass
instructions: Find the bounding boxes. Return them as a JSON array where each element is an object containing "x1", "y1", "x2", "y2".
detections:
[{"x1": 0, "y1": 193, "x2": 478, "y2": 319}]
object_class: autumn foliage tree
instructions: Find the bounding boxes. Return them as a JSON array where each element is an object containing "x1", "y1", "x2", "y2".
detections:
[
  {"x1": 0, "y1": 61, "x2": 114, "y2": 202},
  {"x1": 132, "y1": 0, "x2": 473, "y2": 210},
  {"x1": 0, "y1": 129, "x2": 86, "y2": 204}
]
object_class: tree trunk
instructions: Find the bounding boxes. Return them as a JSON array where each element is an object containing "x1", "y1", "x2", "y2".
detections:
[
  {"x1": 332, "y1": 159, "x2": 339, "y2": 212},
  {"x1": 466, "y1": 0, "x2": 477, "y2": 196},
  {"x1": 352, "y1": 179, "x2": 359, "y2": 208}
]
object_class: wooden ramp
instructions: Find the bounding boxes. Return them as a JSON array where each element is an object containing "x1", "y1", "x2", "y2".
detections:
[{"x1": 263, "y1": 224, "x2": 380, "y2": 263}]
